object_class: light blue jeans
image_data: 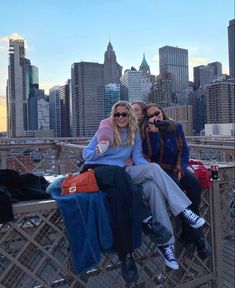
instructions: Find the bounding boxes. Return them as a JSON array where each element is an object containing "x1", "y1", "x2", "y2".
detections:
[{"x1": 126, "y1": 163, "x2": 192, "y2": 245}]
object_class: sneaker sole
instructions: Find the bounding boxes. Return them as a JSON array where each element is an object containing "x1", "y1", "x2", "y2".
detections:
[
  {"x1": 156, "y1": 246, "x2": 179, "y2": 270},
  {"x1": 190, "y1": 218, "x2": 205, "y2": 229}
]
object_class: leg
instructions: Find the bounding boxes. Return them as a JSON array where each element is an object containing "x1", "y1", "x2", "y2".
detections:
[
  {"x1": 180, "y1": 171, "x2": 211, "y2": 258},
  {"x1": 141, "y1": 180, "x2": 175, "y2": 245},
  {"x1": 83, "y1": 164, "x2": 139, "y2": 282},
  {"x1": 126, "y1": 163, "x2": 191, "y2": 215},
  {"x1": 167, "y1": 170, "x2": 211, "y2": 259}
]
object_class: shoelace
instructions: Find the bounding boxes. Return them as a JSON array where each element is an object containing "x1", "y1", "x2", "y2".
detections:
[
  {"x1": 183, "y1": 209, "x2": 198, "y2": 222},
  {"x1": 164, "y1": 245, "x2": 175, "y2": 260}
]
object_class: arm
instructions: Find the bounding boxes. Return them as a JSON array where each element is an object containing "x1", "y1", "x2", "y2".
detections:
[
  {"x1": 82, "y1": 133, "x2": 106, "y2": 161},
  {"x1": 96, "y1": 118, "x2": 114, "y2": 153},
  {"x1": 131, "y1": 133, "x2": 148, "y2": 165},
  {"x1": 176, "y1": 123, "x2": 189, "y2": 173}
]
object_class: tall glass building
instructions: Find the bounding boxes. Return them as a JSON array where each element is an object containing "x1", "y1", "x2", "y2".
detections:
[
  {"x1": 71, "y1": 62, "x2": 104, "y2": 137},
  {"x1": 104, "y1": 83, "x2": 120, "y2": 118},
  {"x1": 7, "y1": 38, "x2": 27, "y2": 137},
  {"x1": 159, "y1": 45, "x2": 189, "y2": 101},
  {"x1": 120, "y1": 68, "x2": 142, "y2": 102}
]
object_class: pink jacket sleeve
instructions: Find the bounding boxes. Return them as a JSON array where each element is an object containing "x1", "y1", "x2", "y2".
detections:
[{"x1": 97, "y1": 118, "x2": 114, "y2": 145}]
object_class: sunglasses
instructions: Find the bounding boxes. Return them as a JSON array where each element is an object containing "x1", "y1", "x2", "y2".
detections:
[
  {"x1": 147, "y1": 110, "x2": 161, "y2": 119},
  {"x1": 114, "y1": 112, "x2": 129, "y2": 118}
]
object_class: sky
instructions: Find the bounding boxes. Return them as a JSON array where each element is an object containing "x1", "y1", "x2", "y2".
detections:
[{"x1": 0, "y1": 0, "x2": 234, "y2": 97}]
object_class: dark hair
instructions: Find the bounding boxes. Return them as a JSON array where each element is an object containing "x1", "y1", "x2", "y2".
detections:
[
  {"x1": 131, "y1": 100, "x2": 148, "y2": 136},
  {"x1": 146, "y1": 103, "x2": 176, "y2": 133}
]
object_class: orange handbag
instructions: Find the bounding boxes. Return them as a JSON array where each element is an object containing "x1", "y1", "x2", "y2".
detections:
[{"x1": 60, "y1": 169, "x2": 99, "y2": 195}]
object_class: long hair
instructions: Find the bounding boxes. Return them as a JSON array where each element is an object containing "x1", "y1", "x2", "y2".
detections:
[
  {"x1": 146, "y1": 103, "x2": 176, "y2": 133},
  {"x1": 131, "y1": 100, "x2": 148, "y2": 137},
  {"x1": 110, "y1": 101, "x2": 139, "y2": 147}
]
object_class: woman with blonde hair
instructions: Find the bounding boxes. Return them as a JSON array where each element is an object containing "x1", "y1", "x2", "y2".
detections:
[{"x1": 84, "y1": 101, "x2": 205, "y2": 275}]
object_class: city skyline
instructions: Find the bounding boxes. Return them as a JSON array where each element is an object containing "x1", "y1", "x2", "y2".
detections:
[{"x1": 0, "y1": 0, "x2": 234, "y2": 99}]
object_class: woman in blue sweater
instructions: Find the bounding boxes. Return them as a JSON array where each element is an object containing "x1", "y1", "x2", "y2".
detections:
[
  {"x1": 142, "y1": 102, "x2": 211, "y2": 259},
  {"x1": 83, "y1": 101, "x2": 205, "y2": 278}
]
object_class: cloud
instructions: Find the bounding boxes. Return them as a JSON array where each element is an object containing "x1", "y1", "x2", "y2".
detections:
[
  {"x1": 189, "y1": 56, "x2": 208, "y2": 67},
  {"x1": 151, "y1": 54, "x2": 159, "y2": 62}
]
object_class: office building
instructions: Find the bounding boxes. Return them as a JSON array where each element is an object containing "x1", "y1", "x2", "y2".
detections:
[
  {"x1": 60, "y1": 80, "x2": 71, "y2": 137},
  {"x1": 228, "y1": 19, "x2": 235, "y2": 78},
  {"x1": 164, "y1": 105, "x2": 193, "y2": 136},
  {"x1": 194, "y1": 62, "x2": 222, "y2": 90},
  {"x1": 208, "y1": 62, "x2": 222, "y2": 76},
  {"x1": 159, "y1": 45, "x2": 189, "y2": 102},
  {"x1": 71, "y1": 62, "x2": 104, "y2": 137},
  {"x1": 104, "y1": 83, "x2": 120, "y2": 118},
  {"x1": 104, "y1": 42, "x2": 122, "y2": 85},
  {"x1": 189, "y1": 88, "x2": 207, "y2": 135},
  {"x1": 37, "y1": 95, "x2": 50, "y2": 132},
  {"x1": 206, "y1": 80, "x2": 235, "y2": 124},
  {"x1": 7, "y1": 37, "x2": 41, "y2": 137},
  {"x1": 148, "y1": 72, "x2": 172, "y2": 107},
  {"x1": 120, "y1": 68, "x2": 142, "y2": 102},
  {"x1": 49, "y1": 86, "x2": 61, "y2": 137},
  {"x1": 28, "y1": 88, "x2": 46, "y2": 130},
  {"x1": 7, "y1": 38, "x2": 27, "y2": 137}
]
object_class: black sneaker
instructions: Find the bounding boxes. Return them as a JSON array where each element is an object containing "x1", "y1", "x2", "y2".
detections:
[
  {"x1": 142, "y1": 218, "x2": 172, "y2": 244},
  {"x1": 181, "y1": 209, "x2": 205, "y2": 228},
  {"x1": 121, "y1": 253, "x2": 138, "y2": 283},
  {"x1": 184, "y1": 241, "x2": 196, "y2": 254},
  {"x1": 157, "y1": 244, "x2": 179, "y2": 270},
  {"x1": 195, "y1": 238, "x2": 211, "y2": 259}
]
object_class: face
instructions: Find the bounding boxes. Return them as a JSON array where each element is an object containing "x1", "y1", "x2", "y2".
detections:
[
  {"x1": 146, "y1": 106, "x2": 163, "y2": 123},
  {"x1": 114, "y1": 106, "x2": 129, "y2": 128},
  {"x1": 132, "y1": 103, "x2": 144, "y2": 121}
]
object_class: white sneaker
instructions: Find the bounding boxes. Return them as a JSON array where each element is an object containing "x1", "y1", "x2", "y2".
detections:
[{"x1": 157, "y1": 244, "x2": 179, "y2": 270}]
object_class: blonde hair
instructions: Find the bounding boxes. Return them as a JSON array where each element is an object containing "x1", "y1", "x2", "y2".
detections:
[{"x1": 110, "y1": 101, "x2": 139, "y2": 147}]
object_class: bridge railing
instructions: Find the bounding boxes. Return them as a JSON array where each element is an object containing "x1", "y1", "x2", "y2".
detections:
[{"x1": 0, "y1": 140, "x2": 234, "y2": 287}]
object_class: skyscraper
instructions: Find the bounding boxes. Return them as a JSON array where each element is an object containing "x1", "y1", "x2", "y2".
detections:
[
  {"x1": 104, "y1": 83, "x2": 120, "y2": 118},
  {"x1": 193, "y1": 65, "x2": 215, "y2": 90},
  {"x1": 120, "y1": 68, "x2": 142, "y2": 102},
  {"x1": 71, "y1": 62, "x2": 104, "y2": 137},
  {"x1": 49, "y1": 86, "x2": 61, "y2": 137},
  {"x1": 189, "y1": 88, "x2": 207, "y2": 135},
  {"x1": 149, "y1": 72, "x2": 172, "y2": 107},
  {"x1": 194, "y1": 62, "x2": 223, "y2": 90},
  {"x1": 228, "y1": 19, "x2": 235, "y2": 79},
  {"x1": 60, "y1": 80, "x2": 71, "y2": 137},
  {"x1": 139, "y1": 54, "x2": 152, "y2": 101},
  {"x1": 104, "y1": 42, "x2": 122, "y2": 85},
  {"x1": 206, "y1": 81, "x2": 235, "y2": 124},
  {"x1": 159, "y1": 45, "x2": 189, "y2": 102},
  {"x1": 207, "y1": 62, "x2": 222, "y2": 77},
  {"x1": 7, "y1": 38, "x2": 27, "y2": 137}
]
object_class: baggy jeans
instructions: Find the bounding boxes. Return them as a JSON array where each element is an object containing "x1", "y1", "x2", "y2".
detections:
[{"x1": 126, "y1": 163, "x2": 192, "y2": 245}]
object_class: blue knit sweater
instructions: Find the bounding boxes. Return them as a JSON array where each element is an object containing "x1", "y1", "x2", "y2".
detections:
[
  {"x1": 83, "y1": 127, "x2": 148, "y2": 167},
  {"x1": 142, "y1": 122, "x2": 189, "y2": 172}
]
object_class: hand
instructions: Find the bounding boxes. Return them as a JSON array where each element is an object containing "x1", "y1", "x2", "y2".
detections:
[
  {"x1": 96, "y1": 140, "x2": 109, "y2": 154},
  {"x1": 177, "y1": 171, "x2": 182, "y2": 180},
  {"x1": 125, "y1": 158, "x2": 133, "y2": 167}
]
